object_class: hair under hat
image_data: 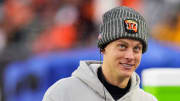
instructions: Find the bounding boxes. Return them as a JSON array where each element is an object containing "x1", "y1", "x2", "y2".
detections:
[{"x1": 97, "y1": 6, "x2": 149, "y2": 53}]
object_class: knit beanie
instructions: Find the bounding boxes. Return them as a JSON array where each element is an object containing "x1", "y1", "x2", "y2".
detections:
[{"x1": 97, "y1": 6, "x2": 149, "y2": 53}]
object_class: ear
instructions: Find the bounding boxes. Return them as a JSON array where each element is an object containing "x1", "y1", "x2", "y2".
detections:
[{"x1": 100, "y1": 48, "x2": 105, "y2": 54}]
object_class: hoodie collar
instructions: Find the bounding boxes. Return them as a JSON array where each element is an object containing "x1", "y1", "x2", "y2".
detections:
[{"x1": 72, "y1": 60, "x2": 140, "y2": 100}]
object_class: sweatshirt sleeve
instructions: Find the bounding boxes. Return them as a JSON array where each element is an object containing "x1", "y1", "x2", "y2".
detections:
[{"x1": 42, "y1": 94, "x2": 54, "y2": 101}]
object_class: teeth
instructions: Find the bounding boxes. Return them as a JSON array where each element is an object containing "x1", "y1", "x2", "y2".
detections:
[{"x1": 121, "y1": 63, "x2": 133, "y2": 69}]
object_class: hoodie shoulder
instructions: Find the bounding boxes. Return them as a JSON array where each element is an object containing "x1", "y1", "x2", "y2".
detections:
[
  {"x1": 131, "y1": 89, "x2": 158, "y2": 101},
  {"x1": 43, "y1": 76, "x2": 105, "y2": 101},
  {"x1": 45, "y1": 77, "x2": 80, "y2": 93},
  {"x1": 43, "y1": 77, "x2": 81, "y2": 101}
]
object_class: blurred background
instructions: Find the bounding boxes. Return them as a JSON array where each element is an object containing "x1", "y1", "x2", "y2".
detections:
[{"x1": 0, "y1": 0, "x2": 180, "y2": 101}]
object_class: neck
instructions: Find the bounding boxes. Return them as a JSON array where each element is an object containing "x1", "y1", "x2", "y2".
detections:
[{"x1": 102, "y1": 64, "x2": 131, "y2": 88}]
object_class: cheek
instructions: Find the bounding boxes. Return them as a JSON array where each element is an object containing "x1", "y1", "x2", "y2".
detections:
[
  {"x1": 110, "y1": 50, "x2": 121, "y2": 59},
  {"x1": 135, "y1": 54, "x2": 142, "y2": 65},
  {"x1": 113, "y1": 50, "x2": 124, "y2": 59},
  {"x1": 111, "y1": 52, "x2": 125, "y2": 66},
  {"x1": 105, "y1": 50, "x2": 119, "y2": 63}
]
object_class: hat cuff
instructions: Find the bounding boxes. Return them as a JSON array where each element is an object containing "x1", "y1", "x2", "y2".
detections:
[{"x1": 97, "y1": 18, "x2": 148, "y2": 53}]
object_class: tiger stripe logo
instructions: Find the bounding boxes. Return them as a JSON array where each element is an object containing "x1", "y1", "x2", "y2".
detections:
[{"x1": 124, "y1": 19, "x2": 138, "y2": 33}]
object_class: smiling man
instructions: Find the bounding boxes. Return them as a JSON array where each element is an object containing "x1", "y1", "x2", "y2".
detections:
[
  {"x1": 43, "y1": 6, "x2": 157, "y2": 101},
  {"x1": 101, "y1": 39, "x2": 143, "y2": 88}
]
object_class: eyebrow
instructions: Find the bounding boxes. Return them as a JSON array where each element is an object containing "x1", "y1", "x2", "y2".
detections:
[
  {"x1": 116, "y1": 40, "x2": 128, "y2": 45},
  {"x1": 116, "y1": 40, "x2": 142, "y2": 46}
]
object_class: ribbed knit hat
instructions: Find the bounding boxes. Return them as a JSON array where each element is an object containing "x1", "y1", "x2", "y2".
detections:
[{"x1": 97, "y1": 6, "x2": 149, "y2": 53}]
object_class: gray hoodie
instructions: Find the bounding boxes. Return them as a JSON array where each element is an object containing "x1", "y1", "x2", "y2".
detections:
[{"x1": 42, "y1": 61, "x2": 157, "y2": 101}]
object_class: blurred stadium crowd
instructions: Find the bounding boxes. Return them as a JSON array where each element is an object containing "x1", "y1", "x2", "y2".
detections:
[{"x1": 0, "y1": 0, "x2": 180, "y2": 101}]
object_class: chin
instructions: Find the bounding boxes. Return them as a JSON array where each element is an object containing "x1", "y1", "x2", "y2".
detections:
[{"x1": 118, "y1": 71, "x2": 133, "y2": 78}]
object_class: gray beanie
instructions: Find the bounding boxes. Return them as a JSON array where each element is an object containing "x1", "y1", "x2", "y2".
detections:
[{"x1": 97, "y1": 6, "x2": 149, "y2": 53}]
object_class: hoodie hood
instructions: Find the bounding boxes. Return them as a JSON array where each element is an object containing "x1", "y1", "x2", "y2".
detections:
[{"x1": 72, "y1": 60, "x2": 140, "y2": 100}]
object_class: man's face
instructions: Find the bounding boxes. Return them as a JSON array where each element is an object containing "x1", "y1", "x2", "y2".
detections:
[{"x1": 102, "y1": 39, "x2": 143, "y2": 79}]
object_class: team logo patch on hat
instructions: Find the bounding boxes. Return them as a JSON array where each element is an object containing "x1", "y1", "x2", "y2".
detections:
[{"x1": 124, "y1": 19, "x2": 138, "y2": 33}]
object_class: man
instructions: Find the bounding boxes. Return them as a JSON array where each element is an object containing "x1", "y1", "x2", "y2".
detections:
[{"x1": 43, "y1": 6, "x2": 157, "y2": 101}]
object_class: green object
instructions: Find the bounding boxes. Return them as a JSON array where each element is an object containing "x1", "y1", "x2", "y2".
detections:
[
  {"x1": 142, "y1": 68, "x2": 180, "y2": 101},
  {"x1": 143, "y1": 86, "x2": 180, "y2": 101}
]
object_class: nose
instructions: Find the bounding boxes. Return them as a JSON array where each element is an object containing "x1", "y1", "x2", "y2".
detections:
[{"x1": 124, "y1": 49, "x2": 135, "y2": 60}]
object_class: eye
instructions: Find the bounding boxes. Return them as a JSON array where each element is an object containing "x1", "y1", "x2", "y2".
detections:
[
  {"x1": 134, "y1": 46, "x2": 142, "y2": 52},
  {"x1": 118, "y1": 44, "x2": 127, "y2": 50}
]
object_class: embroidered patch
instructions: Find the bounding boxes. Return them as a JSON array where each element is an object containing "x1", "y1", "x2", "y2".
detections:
[{"x1": 124, "y1": 19, "x2": 138, "y2": 33}]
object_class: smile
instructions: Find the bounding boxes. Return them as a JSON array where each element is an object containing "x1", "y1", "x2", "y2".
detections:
[{"x1": 120, "y1": 63, "x2": 135, "y2": 69}]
